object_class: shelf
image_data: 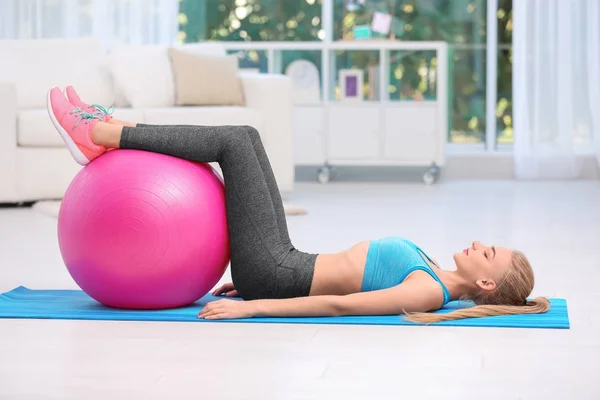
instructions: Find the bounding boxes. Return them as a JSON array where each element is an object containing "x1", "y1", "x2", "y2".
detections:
[
  {"x1": 220, "y1": 40, "x2": 447, "y2": 52},
  {"x1": 221, "y1": 42, "x2": 324, "y2": 51},
  {"x1": 295, "y1": 101, "x2": 439, "y2": 107},
  {"x1": 329, "y1": 40, "x2": 447, "y2": 51},
  {"x1": 226, "y1": 41, "x2": 447, "y2": 105}
]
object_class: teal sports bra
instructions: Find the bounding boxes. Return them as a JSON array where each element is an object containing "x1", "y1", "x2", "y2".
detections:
[{"x1": 361, "y1": 237, "x2": 451, "y2": 304}]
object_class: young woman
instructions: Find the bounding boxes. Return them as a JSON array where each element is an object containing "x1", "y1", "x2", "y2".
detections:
[{"x1": 47, "y1": 86, "x2": 550, "y2": 323}]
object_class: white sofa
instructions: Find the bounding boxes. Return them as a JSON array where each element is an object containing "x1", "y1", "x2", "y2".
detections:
[{"x1": 0, "y1": 38, "x2": 295, "y2": 204}]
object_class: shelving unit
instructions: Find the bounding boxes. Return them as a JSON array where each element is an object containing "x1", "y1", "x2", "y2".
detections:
[{"x1": 222, "y1": 40, "x2": 448, "y2": 184}]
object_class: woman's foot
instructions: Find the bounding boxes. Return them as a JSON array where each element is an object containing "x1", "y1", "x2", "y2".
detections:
[
  {"x1": 64, "y1": 85, "x2": 114, "y2": 122},
  {"x1": 47, "y1": 87, "x2": 107, "y2": 165}
]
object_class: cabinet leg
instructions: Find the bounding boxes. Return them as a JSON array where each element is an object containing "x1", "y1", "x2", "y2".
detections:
[{"x1": 317, "y1": 164, "x2": 332, "y2": 184}]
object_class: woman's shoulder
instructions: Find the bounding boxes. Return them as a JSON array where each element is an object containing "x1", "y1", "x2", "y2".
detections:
[{"x1": 402, "y1": 271, "x2": 447, "y2": 310}]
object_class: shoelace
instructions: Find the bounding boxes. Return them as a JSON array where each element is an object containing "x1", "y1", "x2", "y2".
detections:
[
  {"x1": 70, "y1": 107, "x2": 103, "y2": 128},
  {"x1": 90, "y1": 104, "x2": 114, "y2": 119}
]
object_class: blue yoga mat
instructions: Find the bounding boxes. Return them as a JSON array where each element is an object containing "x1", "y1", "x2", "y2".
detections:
[{"x1": 0, "y1": 286, "x2": 569, "y2": 329}]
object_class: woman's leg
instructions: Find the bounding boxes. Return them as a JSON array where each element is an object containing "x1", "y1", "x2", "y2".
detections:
[
  {"x1": 92, "y1": 122, "x2": 316, "y2": 300},
  {"x1": 133, "y1": 123, "x2": 293, "y2": 249}
]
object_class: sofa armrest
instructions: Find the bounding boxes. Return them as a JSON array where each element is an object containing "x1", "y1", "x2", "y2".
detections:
[
  {"x1": 0, "y1": 82, "x2": 17, "y2": 203},
  {"x1": 239, "y1": 73, "x2": 294, "y2": 194}
]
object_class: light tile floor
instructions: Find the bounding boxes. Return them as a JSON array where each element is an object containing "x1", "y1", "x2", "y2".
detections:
[{"x1": 1, "y1": 181, "x2": 599, "y2": 399}]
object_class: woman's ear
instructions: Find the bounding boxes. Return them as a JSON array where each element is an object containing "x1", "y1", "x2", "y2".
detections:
[{"x1": 476, "y1": 278, "x2": 497, "y2": 292}]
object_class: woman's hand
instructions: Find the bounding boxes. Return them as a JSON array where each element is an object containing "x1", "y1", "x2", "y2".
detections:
[
  {"x1": 197, "y1": 299, "x2": 255, "y2": 320},
  {"x1": 211, "y1": 282, "x2": 238, "y2": 297}
]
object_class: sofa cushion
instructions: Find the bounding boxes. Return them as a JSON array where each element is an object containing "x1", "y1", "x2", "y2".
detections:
[
  {"x1": 18, "y1": 110, "x2": 58, "y2": 147},
  {"x1": 108, "y1": 44, "x2": 175, "y2": 109},
  {"x1": 0, "y1": 38, "x2": 114, "y2": 109},
  {"x1": 143, "y1": 107, "x2": 264, "y2": 131},
  {"x1": 168, "y1": 49, "x2": 245, "y2": 106},
  {"x1": 18, "y1": 108, "x2": 145, "y2": 147},
  {"x1": 108, "y1": 42, "x2": 228, "y2": 109}
]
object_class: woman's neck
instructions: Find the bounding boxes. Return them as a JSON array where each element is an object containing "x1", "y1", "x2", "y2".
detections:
[
  {"x1": 436, "y1": 269, "x2": 474, "y2": 301},
  {"x1": 418, "y1": 253, "x2": 474, "y2": 301}
]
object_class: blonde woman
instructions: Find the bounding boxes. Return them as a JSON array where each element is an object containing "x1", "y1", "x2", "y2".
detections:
[{"x1": 47, "y1": 86, "x2": 550, "y2": 323}]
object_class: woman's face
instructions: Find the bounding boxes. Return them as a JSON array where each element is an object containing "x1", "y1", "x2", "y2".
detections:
[{"x1": 454, "y1": 241, "x2": 513, "y2": 291}]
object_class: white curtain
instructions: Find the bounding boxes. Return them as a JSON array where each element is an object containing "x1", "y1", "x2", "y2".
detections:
[
  {"x1": 513, "y1": 0, "x2": 600, "y2": 179},
  {"x1": 0, "y1": 0, "x2": 179, "y2": 47}
]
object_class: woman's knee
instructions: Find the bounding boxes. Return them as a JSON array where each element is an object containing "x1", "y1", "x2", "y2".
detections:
[
  {"x1": 241, "y1": 125, "x2": 263, "y2": 145},
  {"x1": 223, "y1": 126, "x2": 254, "y2": 149}
]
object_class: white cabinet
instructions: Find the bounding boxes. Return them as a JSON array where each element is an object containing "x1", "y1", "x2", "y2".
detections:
[
  {"x1": 326, "y1": 105, "x2": 380, "y2": 160},
  {"x1": 292, "y1": 106, "x2": 325, "y2": 165},
  {"x1": 292, "y1": 102, "x2": 445, "y2": 184},
  {"x1": 292, "y1": 103, "x2": 444, "y2": 164},
  {"x1": 382, "y1": 105, "x2": 440, "y2": 163}
]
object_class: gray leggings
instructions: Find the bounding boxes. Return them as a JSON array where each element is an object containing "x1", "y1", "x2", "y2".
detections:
[{"x1": 120, "y1": 124, "x2": 317, "y2": 300}]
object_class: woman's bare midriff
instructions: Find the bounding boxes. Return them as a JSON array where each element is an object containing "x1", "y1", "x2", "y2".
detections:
[{"x1": 308, "y1": 241, "x2": 370, "y2": 296}]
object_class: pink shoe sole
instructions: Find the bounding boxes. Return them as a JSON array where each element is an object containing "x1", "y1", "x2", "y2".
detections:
[{"x1": 46, "y1": 87, "x2": 92, "y2": 166}]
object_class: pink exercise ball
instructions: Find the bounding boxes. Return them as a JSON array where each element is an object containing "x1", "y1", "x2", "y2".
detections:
[{"x1": 57, "y1": 149, "x2": 230, "y2": 310}]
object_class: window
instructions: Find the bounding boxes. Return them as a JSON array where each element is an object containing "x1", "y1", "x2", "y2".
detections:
[
  {"x1": 496, "y1": 0, "x2": 513, "y2": 145},
  {"x1": 178, "y1": 0, "x2": 323, "y2": 43},
  {"x1": 178, "y1": 0, "x2": 512, "y2": 148}
]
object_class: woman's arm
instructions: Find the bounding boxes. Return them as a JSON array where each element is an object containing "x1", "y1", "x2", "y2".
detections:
[
  {"x1": 255, "y1": 279, "x2": 442, "y2": 317},
  {"x1": 198, "y1": 279, "x2": 443, "y2": 320}
]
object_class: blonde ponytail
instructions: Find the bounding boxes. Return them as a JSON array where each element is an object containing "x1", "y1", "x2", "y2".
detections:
[
  {"x1": 404, "y1": 297, "x2": 550, "y2": 324},
  {"x1": 404, "y1": 250, "x2": 551, "y2": 324}
]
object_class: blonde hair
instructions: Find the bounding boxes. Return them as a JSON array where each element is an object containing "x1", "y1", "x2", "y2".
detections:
[{"x1": 405, "y1": 250, "x2": 551, "y2": 324}]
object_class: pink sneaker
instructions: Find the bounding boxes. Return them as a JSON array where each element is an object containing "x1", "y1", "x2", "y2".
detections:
[
  {"x1": 64, "y1": 85, "x2": 113, "y2": 122},
  {"x1": 47, "y1": 87, "x2": 106, "y2": 166}
]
